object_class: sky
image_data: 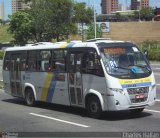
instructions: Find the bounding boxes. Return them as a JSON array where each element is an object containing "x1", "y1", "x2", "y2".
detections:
[
  {"x1": 0, "y1": 0, "x2": 12, "y2": 20},
  {"x1": 0, "y1": 0, "x2": 160, "y2": 20},
  {"x1": 77, "y1": 0, "x2": 160, "y2": 14}
]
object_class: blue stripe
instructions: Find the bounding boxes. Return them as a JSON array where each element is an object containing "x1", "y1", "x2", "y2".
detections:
[
  {"x1": 67, "y1": 43, "x2": 75, "y2": 48},
  {"x1": 46, "y1": 73, "x2": 58, "y2": 102},
  {"x1": 122, "y1": 82, "x2": 152, "y2": 88}
]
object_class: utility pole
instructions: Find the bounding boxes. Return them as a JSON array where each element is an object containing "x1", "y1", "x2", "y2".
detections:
[
  {"x1": 94, "y1": 0, "x2": 96, "y2": 39},
  {"x1": 137, "y1": 0, "x2": 141, "y2": 22}
]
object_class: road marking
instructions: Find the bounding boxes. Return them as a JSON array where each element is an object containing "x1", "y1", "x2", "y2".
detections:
[
  {"x1": 156, "y1": 83, "x2": 160, "y2": 86},
  {"x1": 145, "y1": 109, "x2": 160, "y2": 114},
  {"x1": 156, "y1": 99, "x2": 160, "y2": 102},
  {"x1": 29, "y1": 113, "x2": 90, "y2": 128}
]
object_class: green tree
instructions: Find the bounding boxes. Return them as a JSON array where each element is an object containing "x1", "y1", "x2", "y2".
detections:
[
  {"x1": 133, "y1": 11, "x2": 139, "y2": 21},
  {"x1": 115, "y1": 13, "x2": 122, "y2": 21},
  {"x1": 133, "y1": 7, "x2": 154, "y2": 21},
  {"x1": 8, "y1": 0, "x2": 94, "y2": 44},
  {"x1": 26, "y1": 0, "x2": 73, "y2": 42},
  {"x1": 9, "y1": 0, "x2": 73, "y2": 43},
  {"x1": 86, "y1": 24, "x2": 102, "y2": 40},
  {"x1": 45, "y1": 0, "x2": 73, "y2": 41},
  {"x1": 0, "y1": 19, "x2": 2, "y2": 24},
  {"x1": 8, "y1": 11, "x2": 33, "y2": 45},
  {"x1": 28, "y1": 0, "x2": 52, "y2": 42},
  {"x1": 140, "y1": 7, "x2": 154, "y2": 21},
  {"x1": 73, "y1": 2, "x2": 93, "y2": 24},
  {"x1": 73, "y1": 2, "x2": 94, "y2": 41}
]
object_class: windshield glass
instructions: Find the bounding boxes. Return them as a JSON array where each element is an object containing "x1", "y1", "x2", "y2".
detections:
[{"x1": 100, "y1": 45, "x2": 152, "y2": 79}]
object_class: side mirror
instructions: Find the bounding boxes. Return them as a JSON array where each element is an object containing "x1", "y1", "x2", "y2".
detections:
[
  {"x1": 144, "y1": 50, "x2": 148, "y2": 58},
  {"x1": 143, "y1": 53, "x2": 150, "y2": 64}
]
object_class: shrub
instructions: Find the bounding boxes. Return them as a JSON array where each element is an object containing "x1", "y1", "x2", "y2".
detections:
[
  {"x1": 139, "y1": 41, "x2": 160, "y2": 61},
  {"x1": 0, "y1": 51, "x2": 4, "y2": 59}
]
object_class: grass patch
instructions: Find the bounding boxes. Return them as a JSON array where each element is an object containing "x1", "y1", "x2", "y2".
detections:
[{"x1": 0, "y1": 25, "x2": 13, "y2": 43}]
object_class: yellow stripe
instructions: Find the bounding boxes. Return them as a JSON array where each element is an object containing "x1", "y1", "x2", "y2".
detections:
[
  {"x1": 41, "y1": 73, "x2": 53, "y2": 101},
  {"x1": 60, "y1": 43, "x2": 68, "y2": 48},
  {"x1": 119, "y1": 77, "x2": 151, "y2": 85}
]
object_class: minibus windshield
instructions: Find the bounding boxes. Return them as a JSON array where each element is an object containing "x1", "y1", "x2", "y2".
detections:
[{"x1": 100, "y1": 45, "x2": 152, "y2": 79}]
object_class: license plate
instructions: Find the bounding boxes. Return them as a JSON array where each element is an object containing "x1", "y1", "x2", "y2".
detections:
[{"x1": 135, "y1": 94, "x2": 145, "y2": 99}]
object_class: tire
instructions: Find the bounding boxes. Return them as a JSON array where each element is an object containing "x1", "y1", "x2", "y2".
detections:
[
  {"x1": 25, "y1": 88, "x2": 36, "y2": 106},
  {"x1": 130, "y1": 108, "x2": 144, "y2": 115},
  {"x1": 86, "y1": 95, "x2": 102, "y2": 119}
]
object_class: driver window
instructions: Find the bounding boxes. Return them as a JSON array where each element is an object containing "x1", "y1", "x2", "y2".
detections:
[{"x1": 82, "y1": 50, "x2": 104, "y2": 77}]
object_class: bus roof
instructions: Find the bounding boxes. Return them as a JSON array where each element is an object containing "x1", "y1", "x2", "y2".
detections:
[{"x1": 4, "y1": 39, "x2": 133, "y2": 52}]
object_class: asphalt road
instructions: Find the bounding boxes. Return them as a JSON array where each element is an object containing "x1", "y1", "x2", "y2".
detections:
[
  {"x1": 0, "y1": 61, "x2": 160, "y2": 138},
  {"x1": 0, "y1": 90, "x2": 160, "y2": 137}
]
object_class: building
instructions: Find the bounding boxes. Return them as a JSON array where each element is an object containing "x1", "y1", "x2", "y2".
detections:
[
  {"x1": 141, "y1": 0, "x2": 149, "y2": 8},
  {"x1": 119, "y1": 4, "x2": 130, "y2": 11},
  {"x1": 0, "y1": 2, "x2": 4, "y2": 20},
  {"x1": 155, "y1": 8, "x2": 160, "y2": 16},
  {"x1": 12, "y1": 0, "x2": 30, "y2": 13},
  {"x1": 101, "y1": 0, "x2": 119, "y2": 14},
  {"x1": 154, "y1": 8, "x2": 160, "y2": 21},
  {"x1": 131, "y1": 0, "x2": 149, "y2": 10},
  {"x1": 12, "y1": 0, "x2": 22, "y2": 13}
]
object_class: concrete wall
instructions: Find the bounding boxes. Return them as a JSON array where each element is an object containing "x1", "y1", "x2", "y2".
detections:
[{"x1": 103, "y1": 22, "x2": 160, "y2": 43}]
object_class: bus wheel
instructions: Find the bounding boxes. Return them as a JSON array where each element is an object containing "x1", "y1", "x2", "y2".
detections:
[
  {"x1": 86, "y1": 95, "x2": 102, "y2": 119},
  {"x1": 25, "y1": 88, "x2": 35, "y2": 106},
  {"x1": 130, "y1": 108, "x2": 144, "y2": 114}
]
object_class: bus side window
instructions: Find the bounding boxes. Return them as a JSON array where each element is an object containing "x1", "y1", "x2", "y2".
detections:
[
  {"x1": 20, "y1": 51, "x2": 27, "y2": 71},
  {"x1": 39, "y1": 50, "x2": 51, "y2": 72},
  {"x1": 27, "y1": 51, "x2": 37, "y2": 71},
  {"x1": 52, "y1": 50, "x2": 66, "y2": 72},
  {"x1": 82, "y1": 50, "x2": 104, "y2": 77},
  {"x1": 3, "y1": 52, "x2": 11, "y2": 71}
]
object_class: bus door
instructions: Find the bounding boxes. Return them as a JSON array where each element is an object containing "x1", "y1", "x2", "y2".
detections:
[
  {"x1": 68, "y1": 51, "x2": 83, "y2": 106},
  {"x1": 10, "y1": 54, "x2": 22, "y2": 96}
]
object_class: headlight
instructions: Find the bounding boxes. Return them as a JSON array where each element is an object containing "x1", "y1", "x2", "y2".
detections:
[{"x1": 109, "y1": 88, "x2": 125, "y2": 95}]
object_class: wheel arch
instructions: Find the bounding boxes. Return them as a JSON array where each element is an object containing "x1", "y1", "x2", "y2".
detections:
[
  {"x1": 85, "y1": 90, "x2": 104, "y2": 111},
  {"x1": 24, "y1": 83, "x2": 37, "y2": 101}
]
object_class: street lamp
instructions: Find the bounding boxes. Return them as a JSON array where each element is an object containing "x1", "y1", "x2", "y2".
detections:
[
  {"x1": 137, "y1": 0, "x2": 141, "y2": 22},
  {"x1": 94, "y1": 0, "x2": 97, "y2": 39}
]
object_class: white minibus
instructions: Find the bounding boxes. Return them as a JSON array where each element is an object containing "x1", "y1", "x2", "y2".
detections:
[{"x1": 3, "y1": 39, "x2": 156, "y2": 118}]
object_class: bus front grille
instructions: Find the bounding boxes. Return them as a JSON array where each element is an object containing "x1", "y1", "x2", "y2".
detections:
[
  {"x1": 127, "y1": 87, "x2": 149, "y2": 103},
  {"x1": 127, "y1": 87, "x2": 149, "y2": 95}
]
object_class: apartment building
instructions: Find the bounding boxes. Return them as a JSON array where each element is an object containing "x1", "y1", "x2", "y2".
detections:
[
  {"x1": 0, "y1": 2, "x2": 4, "y2": 20},
  {"x1": 12, "y1": 0, "x2": 30, "y2": 13},
  {"x1": 12, "y1": 0, "x2": 22, "y2": 13},
  {"x1": 101, "y1": 0, "x2": 119, "y2": 14},
  {"x1": 131, "y1": 0, "x2": 149, "y2": 10},
  {"x1": 141, "y1": 0, "x2": 149, "y2": 8}
]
